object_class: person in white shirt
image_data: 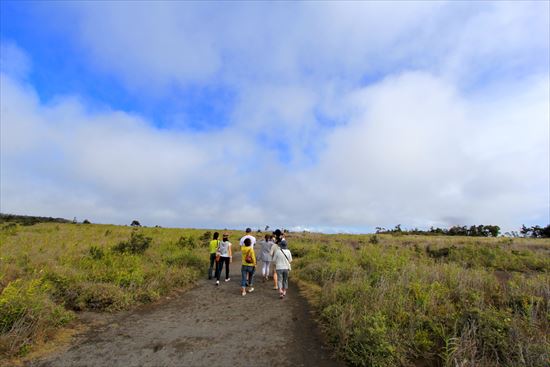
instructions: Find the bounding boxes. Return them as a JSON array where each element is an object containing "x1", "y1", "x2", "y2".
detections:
[
  {"x1": 271, "y1": 237, "x2": 292, "y2": 299},
  {"x1": 214, "y1": 233, "x2": 232, "y2": 284},
  {"x1": 239, "y1": 227, "x2": 256, "y2": 247}
]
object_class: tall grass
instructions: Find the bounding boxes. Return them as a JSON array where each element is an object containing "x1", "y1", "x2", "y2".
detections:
[
  {"x1": 0, "y1": 223, "x2": 212, "y2": 358},
  {"x1": 290, "y1": 233, "x2": 550, "y2": 367}
]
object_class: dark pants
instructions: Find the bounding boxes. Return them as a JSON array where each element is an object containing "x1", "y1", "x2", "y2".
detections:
[
  {"x1": 215, "y1": 257, "x2": 230, "y2": 280},
  {"x1": 208, "y1": 253, "x2": 216, "y2": 279}
]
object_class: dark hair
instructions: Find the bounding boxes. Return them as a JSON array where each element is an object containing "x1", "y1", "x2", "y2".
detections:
[
  {"x1": 244, "y1": 238, "x2": 251, "y2": 246},
  {"x1": 264, "y1": 234, "x2": 270, "y2": 240},
  {"x1": 213, "y1": 232, "x2": 219, "y2": 240},
  {"x1": 246, "y1": 227, "x2": 252, "y2": 233}
]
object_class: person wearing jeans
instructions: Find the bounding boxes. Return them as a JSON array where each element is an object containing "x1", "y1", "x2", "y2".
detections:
[
  {"x1": 240, "y1": 238, "x2": 256, "y2": 296},
  {"x1": 271, "y1": 238, "x2": 292, "y2": 299}
]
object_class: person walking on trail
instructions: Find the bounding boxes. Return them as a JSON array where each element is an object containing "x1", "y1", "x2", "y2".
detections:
[
  {"x1": 208, "y1": 232, "x2": 221, "y2": 280},
  {"x1": 240, "y1": 238, "x2": 256, "y2": 296},
  {"x1": 215, "y1": 233, "x2": 232, "y2": 285},
  {"x1": 239, "y1": 227, "x2": 256, "y2": 247},
  {"x1": 270, "y1": 229, "x2": 284, "y2": 289},
  {"x1": 259, "y1": 234, "x2": 274, "y2": 281},
  {"x1": 271, "y1": 238, "x2": 292, "y2": 299}
]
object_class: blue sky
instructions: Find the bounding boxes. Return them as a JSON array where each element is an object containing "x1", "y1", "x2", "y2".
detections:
[{"x1": 1, "y1": 1, "x2": 549, "y2": 233}]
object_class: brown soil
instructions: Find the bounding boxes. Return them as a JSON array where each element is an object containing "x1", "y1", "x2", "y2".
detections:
[{"x1": 25, "y1": 248, "x2": 345, "y2": 367}]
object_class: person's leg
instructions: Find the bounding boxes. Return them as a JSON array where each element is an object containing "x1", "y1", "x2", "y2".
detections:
[
  {"x1": 215, "y1": 258, "x2": 222, "y2": 282},
  {"x1": 282, "y1": 270, "x2": 289, "y2": 296},
  {"x1": 273, "y1": 269, "x2": 278, "y2": 289},
  {"x1": 224, "y1": 257, "x2": 230, "y2": 280},
  {"x1": 241, "y1": 266, "x2": 248, "y2": 295},
  {"x1": 208, "y1": 253, "x2": 216, "y2": 279},
  {"x1": 248, "y1": 266, "x2": 255, "y2": 290},
  {"x1": 276, "y1": 269, "x2": 284, "y2": 297}
]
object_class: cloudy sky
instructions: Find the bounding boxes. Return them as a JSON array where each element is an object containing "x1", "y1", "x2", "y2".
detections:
[{"x1": 1, "y1": 1, "x2": 549, "y2": 233}]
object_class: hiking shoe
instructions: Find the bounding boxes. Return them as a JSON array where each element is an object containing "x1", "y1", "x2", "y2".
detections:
[
  {"x1": 273, "y1": 286, "x2": 278, "y2": 290},
  {"x1": 241, "y1": 291, "x2": 246, "y2": 296},
  {"x1": 215, "y1": 280, "x2": 219, "y2": 286},
  {"x1": 247, "y1": 287, "x2": 254, "y2": 293},
  {"x1": 279, "y1": 294, "x2": 284, "y2": 299},
  {"x1": 225, "y1": 278, "x2": 230, "y2": 282}
]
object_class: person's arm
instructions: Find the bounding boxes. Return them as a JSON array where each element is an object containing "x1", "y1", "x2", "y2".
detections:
[
  {"x1": 229, "y1": 243, "x2": 232, "y2": 262},
  {"x1": 288, "y1": 250, "x2": 292, "y2": 263}
]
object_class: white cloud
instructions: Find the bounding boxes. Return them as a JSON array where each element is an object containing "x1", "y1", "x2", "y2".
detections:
[
  {"x1": 1, "y1": 2, "x2": 548, "y2": 232},
  {"x1": 263, "y1": 72, "x2": 549, "y2": 231},
  {"x1": 0, "y1": 40, "x2": 31, "y2": 79}
]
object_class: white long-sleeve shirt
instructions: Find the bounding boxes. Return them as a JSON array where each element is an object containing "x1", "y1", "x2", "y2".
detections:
[{"x1": 272, "y1": 247, "x2": 292, "y2": 270}]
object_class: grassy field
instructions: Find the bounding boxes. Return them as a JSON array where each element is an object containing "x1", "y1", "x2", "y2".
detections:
[
  {"x1": 0, "y1": 222, "x2": 211, "y2": 358},
  {"x1": 1, "y1": 223, "x2": 549, "y2": 366},
  {"x1": 289, "y1": 233, "x2": 550, "y2": 367}
]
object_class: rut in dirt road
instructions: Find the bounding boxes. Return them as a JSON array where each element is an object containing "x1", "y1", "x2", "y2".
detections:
[{"x1": 28, "y1": 247, "x2": 345, "y2": 367}]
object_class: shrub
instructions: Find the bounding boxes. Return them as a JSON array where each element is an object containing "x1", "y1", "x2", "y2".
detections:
[
  {"x1": 1, "y1": 223, "x2": 18, "y2": 235},
  {"x1": 112, "y1": 232, "x2": 152, "y2": 255},
  {"x1": 77, "y1": 282, "x2": 130, "y2": 311},
  {"x1": 89, "y1": 245, "x2": 104, "y2": 260},
  {"x1": 200, "y1": 231, "x2": 212, "y2": 242},
  {"x1": 176, "y1": 236, "x2": 197, "y2": 249},
  {"x1": 164, "y1": 249, "x2": 205, "y2": 269},
  {"x1": 0, "y1": 279, "x2": 73, "y2": 357}
]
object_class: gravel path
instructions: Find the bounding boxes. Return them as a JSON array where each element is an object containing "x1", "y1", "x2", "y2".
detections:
[{"x1": 28, "y1": 248, "x2": 344, "y2": 367}]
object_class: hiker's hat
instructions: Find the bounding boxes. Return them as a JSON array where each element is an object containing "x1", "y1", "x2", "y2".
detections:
[
  {"x1": 273, "y1": 229, "x2": 282, "y2": 237},
  {"x1": 245, "y1": 227, "x2": 252, "y2": 233}
]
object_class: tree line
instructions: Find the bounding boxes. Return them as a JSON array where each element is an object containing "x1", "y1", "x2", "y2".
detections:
[{"x1": 375, "y1": 224, "x2": 550, "y2": 238}]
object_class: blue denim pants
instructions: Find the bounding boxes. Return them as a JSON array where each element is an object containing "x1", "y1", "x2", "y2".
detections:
[
  {"x1": 276, "y1": 269, "x2": 289, "y2": 289},
  {"x1": 241, "y1": 265, "x2": 255, "y2": 287}
]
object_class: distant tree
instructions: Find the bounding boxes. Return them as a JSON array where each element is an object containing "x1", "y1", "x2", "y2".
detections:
[
  {"x1": 83, "y1": 219, "x2": 91, "y2": 224},
  {"x1": 265, "y1": 225, "x2": 270, "y2": 231},
  {"x1": 521, "y1": 224, "x2": 550, "y2": 238},
  {"x1": 486, "y1": 225, "x2": 500, "y2": 237},
  {"x1": 131, "y1": 220, "x2": 141, "y2": 227}
]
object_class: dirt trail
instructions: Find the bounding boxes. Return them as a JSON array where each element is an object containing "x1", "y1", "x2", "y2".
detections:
[{"x1": 28, "y1": 247, "x2": 344, "y2": 367}]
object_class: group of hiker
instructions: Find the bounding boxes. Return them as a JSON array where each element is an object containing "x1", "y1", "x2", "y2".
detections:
[{"x1": 208, "y1": 228, "x2": 293, "y2": 299}]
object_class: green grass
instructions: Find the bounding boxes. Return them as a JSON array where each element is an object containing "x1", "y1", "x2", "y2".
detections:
[
  {"x1": 289, "y1": 233, "x2": 550, "y2": 367},
  {"x1": 2, "y1": 224, "x2": 549, "y2": 366},
  {"x1": 0, "y1": 223, "x2": 214, "y2": 358}
]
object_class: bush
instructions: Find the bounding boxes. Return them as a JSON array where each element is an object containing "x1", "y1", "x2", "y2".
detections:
[
  {"x1": 165, "y1": 252, "x2": 204, "y2": 269},
  {"x1": 176, "y1": 236, "x2": 197, "y2": 249},
  {"x1": 1, "y1": 223, "x2": 18, "y2": 235},
  {"x1": 89, "y1": 245, "x2": 104, "y2": 260},
  {"x1": 0, "y1": 279, "x2": 73, "y2": 357},
  {"x1": 112, "y1": 232, "x2": 152, "y2": 255}
]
